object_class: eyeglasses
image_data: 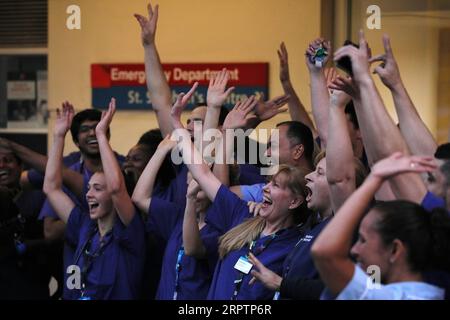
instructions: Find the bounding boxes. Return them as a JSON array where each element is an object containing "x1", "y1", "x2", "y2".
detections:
[{"x1": 78, "y1": 124, "x2": 98, "y2": 133}]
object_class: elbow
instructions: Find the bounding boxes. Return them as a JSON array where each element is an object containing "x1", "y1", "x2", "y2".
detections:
[
  {"x1": 107, "y1": 179, "x2": 126, "y2": 195},
  {"x1": 311, "y1": 241, "x2": 333, "y2": 263},
  {"x1": 184, "y1": 246, "x2": 206, "y2": 259},
  {"x1": 43, "y1": 182, "x2": 55, "y2": 196},
  {"x1": 131, "y1": 194, "x2": 149, "y2": 213}
]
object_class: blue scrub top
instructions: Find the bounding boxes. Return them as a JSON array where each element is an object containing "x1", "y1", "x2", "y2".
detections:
[
  {"x1": 65, "y1": 206, "x2": 145, "y2": 300},
  {"x1": 205, "y1": 185, "x2": 301, "y2": 300},
  {"x1": 280, "y1": 217, "x2": 331, "y2": 294},
  {"x1": 163, "y1": 163, "x2": 268, "y2": 210},
  {"x1": 147, "y1": 197, "x2": 219, "y2": 300},
  {"x1": 421, "y1": 191, "x2": 447, "y2": 212}
]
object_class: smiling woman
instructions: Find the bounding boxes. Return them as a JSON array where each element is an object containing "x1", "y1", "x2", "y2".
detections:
[
  {"x1": 43, "y1": 100, "x2": 146, "y2": 300},
  {"x1": 169, "y1": 84, "x2": 312, "y2": 300}
]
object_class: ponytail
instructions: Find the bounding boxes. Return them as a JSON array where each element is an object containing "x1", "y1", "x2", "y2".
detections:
[{"x1": 218, "y1": 216, "x2": 266, "y2": 259}]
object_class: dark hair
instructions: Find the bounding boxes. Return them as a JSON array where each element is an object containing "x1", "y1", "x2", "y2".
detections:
[
  {"x1": 435, "y1": 143, "x2": 450, "y2": 160},
  {"x1": 70, "y1": 109, "x2": 103, "y2": 143},
  {"x1": 218, "y1": 106, "x2": 229, "y2": 126},
  {"x1": 344, "y1": 101, "x2": 359, "y2": 130},
  {"x1": 138, "y1": 129, "x2": 164, "y2": 150},
  {"x1": 373, "y1": 200, "x2": 450, "y2": 272},
  {"x1": 277, "y1": 121, "x2": 314, "y2": 167},
  {"x1": 137, "y1": 129, "x2": 175, "y2": 187}
]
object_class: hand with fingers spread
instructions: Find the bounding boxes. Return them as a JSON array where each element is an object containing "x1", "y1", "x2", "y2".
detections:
[
  {"x1": 207, "y1": 68, "x2": 235, "y2": 108},
  {"x1": 334, "y1": 30, "x2": 372, "y2": 83},
  {"x1": 278, "y1": 42, "x2": 291, "y2": 84},
  {"x1": 134, "y1": 3, "x2": 159, "y2": 47},
  {"x1": 248, "y1": 253, "x2": 283, "y2": 291},
  {"x1": 329, "y1": 75, "x2": 359, "y2": 98},
  {"x1": 247, "y1": 201, "x2": 263, "y2": 217},
  {"x1": 222, "y1": 96, "x2": 258, "y2": 130},
  {"x1": 369, "y1": 35, "x2": 402, "y2": 90},
  {"x1": 170, "y1": 82, "x2": 199, "y2": 129},
  {"x1": 95, "y1": 98, "x2": 116, "y2": 137},
  {"x1": 255, "y1": 94, "x2": 289, "y2": 122},
  {"x1": 370, "y1": 152, "x2": 438, "y2": 181},
  {"x1": 305, "y1": 38, "x2": 331, "y2": 72},
  {"x1": 54, "y1": 101, "x2": 75, "y2": 138}
]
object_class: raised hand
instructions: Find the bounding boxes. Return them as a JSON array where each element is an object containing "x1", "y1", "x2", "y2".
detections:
[
  {"x1": 157, "y1": 133, "x2": 177, "y2": 153},
  {"x1": 333, "y1": 30, "x2": 371, "y2": 83},
  {"x1": 278, "y1": 42, "x2": 290, "y2": 84},
  {"x1": 248, "y1": 253, "x2": 283, "y2": 291},
  {"x1": 370, "y1": 152, "x2": 437, "y2": 180},
  {"x1": 305, "y1": 38, "x2": 331, "y2": 72},
  {"x1": 54, "y1": 101, "x2": 75, "y2": 138},
  {"x1": 222, "y1": 96, "x2": 258, "y2": 130},
  {"x1": 255, "y1": 94, "x2": 289, "y2": 122},
  {"x1": 95, "y1": 98, "x2": 116, "y2": 136},
  {"x1": 329, "y1": 75, "x2": 359, "y2": 98},
  {"x1": 170, "y1": 82, "x2": 199, "y2": 129},
  {"x1": 369, "y1": 35, "x2": 402, "y2": 90},
  {"x1": 134, "y1": 3, "x2": 159, "y2": 47},
  {"x1": 207, "y1": 68, "x2": 235, "y2": 108}
]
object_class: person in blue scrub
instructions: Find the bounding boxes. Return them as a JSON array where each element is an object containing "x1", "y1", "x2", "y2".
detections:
[
  {"x1": 247, "y1": 89, "x2": 368, "y2": 300},
  {"x1": 132, "y1": 134, "x2": 221, "y2": 300},
  {"x1": 171, "y1": 88, "x2": 311, "y2": 300},
  {"x1": 43, "y1": 100, "x2": 145, "y2": 300},
  {"x1": 312, "y1": 153, "x2": 450, "y2": 300}
]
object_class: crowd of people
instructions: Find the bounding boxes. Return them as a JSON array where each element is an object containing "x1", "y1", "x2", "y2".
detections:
[{"x1": 1, "y1": 3, "x2": 449, "y2": 300}]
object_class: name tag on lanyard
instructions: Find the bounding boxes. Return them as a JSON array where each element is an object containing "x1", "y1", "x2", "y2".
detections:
[{"x1": 234, "y1": 255, "x2": 253, "y2": 274}]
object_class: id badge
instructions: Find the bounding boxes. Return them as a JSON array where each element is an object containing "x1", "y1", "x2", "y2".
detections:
[{"x1": 234, "y1": 256, "x2": 253, "y2": 274}]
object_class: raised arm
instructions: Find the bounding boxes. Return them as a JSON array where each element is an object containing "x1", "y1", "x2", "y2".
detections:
[
  {"x1": 134, "y1": 3, "x2": 173, "y2": 137},
  {"x1": 204, "y1": 68, "x2": 235, "y2": 132},
  {"x1": 278, "y1": 42, "x2": 317, "y2": 137},
  {"x1": 306, "y1": 38, "x2": 332, "y2": 147},
  {"x1": 329, "y1": 75, "x2": 396, "y2": 202},
  {"x1": 171, "y1": 83, "x2": 223, "y2": 202},
  {"x1": 333, "y1": 31, "x2": 427, "y2": 202},
  {"x1": 95, "y1": 98, "x2": 135, "y2": 226},
  {"x1": 183, "y1": 178, "x2": 207, "y2": 258},
  {"x1": 370, "y1": 35, "x2": 437, "y2": 156},
  {"x1": 43, "y1": 105, "x2": 76, "y2": 224},
  {"x1": 312, "y1": 152, "x2": 437, "y2": 296},
  {"x1": 326, "y1": 89, "x2": 356, "y2": 211},
  {"x1": 132, "y1": 134, "x2": 176, "y2": 214},
  {"x1": 212, "y1": 97, "x2": 258, "y2": 186}
]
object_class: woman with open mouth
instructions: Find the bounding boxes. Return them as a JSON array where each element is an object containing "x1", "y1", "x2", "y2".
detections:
[
  {"x1": 43, "y1": 99, "x2": 145, "y2": 300},
  {"x1": 170, "y1": 85, "x2": 311, "y2": 300}
]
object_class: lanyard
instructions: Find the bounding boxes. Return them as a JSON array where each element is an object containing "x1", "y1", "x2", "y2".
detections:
[
  {"x1": 172, "y1": 246, "x2": 185, "y2": 300},
  {"x1": 231, "y1": 232, "x2": 279, "y2": 300},
  {"x1": 75, "y1": 227, "x2": 112, "y2": 298}
]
